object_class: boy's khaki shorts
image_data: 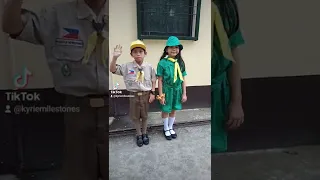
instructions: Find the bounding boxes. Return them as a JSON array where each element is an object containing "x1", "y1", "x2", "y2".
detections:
[{"x1": 129, "y1": 91, "x2": 150, "y2": 121}]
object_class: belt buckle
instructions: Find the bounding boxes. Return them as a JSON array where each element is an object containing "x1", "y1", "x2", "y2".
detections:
[
  {"x1": 137, "y1": 92, "x2": 143, "y2": 96},
  {"x1": 89, "y1": 98, "x2": 104, "y2": 107}
]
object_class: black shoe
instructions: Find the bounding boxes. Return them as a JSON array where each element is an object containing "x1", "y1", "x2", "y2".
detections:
[
  {"x1": 163, "y1": 129, "x2": 172, "y2": 140},
  {"x1": 136, "y1": 135, "x2": 143, "y2": 147},
  {"x1": 142, "y1": 134, "x2": 149, "y2": 145},
  {"x1": 169, "y1": 129, "x2": 177, "y2": 139}
]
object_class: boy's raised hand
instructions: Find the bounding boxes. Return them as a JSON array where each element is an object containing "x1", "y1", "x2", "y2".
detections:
[{"x1": 113, "y1": 45, "x2": 122, "y2": 58}]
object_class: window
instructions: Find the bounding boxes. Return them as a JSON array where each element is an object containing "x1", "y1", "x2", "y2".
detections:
[{"x1": 136, "y1": 0, "x2": 202, "y2": 41}]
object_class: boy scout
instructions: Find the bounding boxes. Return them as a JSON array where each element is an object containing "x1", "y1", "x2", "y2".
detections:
[
  {"x1": 110, "y1": 40, "x2": 156, "y2": 147},
  {"x1": 2, "y1": 0, "x2": 109, "y2": 179}
]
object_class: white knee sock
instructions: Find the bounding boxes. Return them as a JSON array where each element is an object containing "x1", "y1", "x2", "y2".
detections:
[
  {"x1": 163, "y1": 118, "x2": 170, "y2": 136},
  {"x1": 168, "y1": 117, "x2": 175, "y2": 134}
]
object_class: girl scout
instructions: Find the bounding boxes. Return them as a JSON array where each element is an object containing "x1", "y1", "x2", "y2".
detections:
[
  {"x1": 212, "y1": 0, "x2": 245, "y2": 153},
  {"x1": 156, "y1": 36, "x2": 187, "y2": 140},
  {"x1": 110, "y1": 40, "x2": 156, "y2": 147}
]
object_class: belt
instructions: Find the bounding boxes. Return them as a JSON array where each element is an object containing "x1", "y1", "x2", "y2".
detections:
[
  {"x1": 65, "y1": 94, "x2": 109, "y2": 108},
  {"x1": 130, "y1": 91, "x2": 149, "y2": 96},
  {"x1": 86, "y1": 94, "x2": 109, "y2": 107}
]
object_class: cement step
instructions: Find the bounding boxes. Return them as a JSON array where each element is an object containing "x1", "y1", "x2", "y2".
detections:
[{"x1": 109, "y1": 108, "x2": 211, "y2": 133}]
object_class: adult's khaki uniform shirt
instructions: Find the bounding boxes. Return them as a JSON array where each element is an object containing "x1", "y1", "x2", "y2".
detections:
[
  {"x1": 10, "y1": 1, "x2": 109, "y2": 180},
  {"x1": 13, "y1": 0, "x2": 109, "y2": 96},
  {"x1": 113, "y1": 61, "x2": 156, "y2": 92}
]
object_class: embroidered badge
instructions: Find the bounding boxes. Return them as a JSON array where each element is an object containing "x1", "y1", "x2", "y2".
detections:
[
  {"x1": 63, "y1": 28, "x2": 79, "y2": 39},
  {"x1": 128, "y1": 69, "x2": 135, "y2": 74},
  {"x1": 55, "y1": 28, "x2": 83, "y2": 47},
  {"x1": 61, "y1": 64, "x2": 71, "y2": 77}
]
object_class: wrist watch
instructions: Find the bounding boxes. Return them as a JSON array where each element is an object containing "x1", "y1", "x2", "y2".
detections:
[{"x1": 150, "y1": 90, "x2": 155, "y2": 95}]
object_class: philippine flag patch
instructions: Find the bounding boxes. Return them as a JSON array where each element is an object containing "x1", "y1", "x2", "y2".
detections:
[
  {"x1": 128, "y1": 69, "x2": 135, "y2": 74},
  {"x1": 63, "y1": 28, "x2": 79, "y2": 39}
]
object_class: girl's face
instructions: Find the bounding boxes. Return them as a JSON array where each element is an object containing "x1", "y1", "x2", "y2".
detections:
[{"x1": 166, "y1": 46, "x2": 179, "y2": 57}]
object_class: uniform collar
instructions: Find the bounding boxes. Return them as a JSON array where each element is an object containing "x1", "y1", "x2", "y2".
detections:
[
  {"x1": 77, "y1": 0, "x2": 108, "y2": 20},
  {"x1": 133, "y1": 60, "x2": 145, "y2": 68}
]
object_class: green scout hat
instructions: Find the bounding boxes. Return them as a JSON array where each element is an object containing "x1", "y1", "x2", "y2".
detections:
[{"x1": 164, "y1": 36, "x2": 183, "y2": 51}]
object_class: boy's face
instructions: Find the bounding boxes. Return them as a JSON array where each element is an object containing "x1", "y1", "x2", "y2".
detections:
[
  {"x1": 166, "y1": 46, "x2": 179, "y2": 57},
  {"x1": 131, "y1": 48, "x2": 146, "y2": 63}
]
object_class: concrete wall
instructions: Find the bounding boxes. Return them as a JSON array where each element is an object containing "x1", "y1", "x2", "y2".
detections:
[
  {"x1": 2, "y1": 0, "x2": 319, "y2": 89},
  {"x1": 0, "y1": 0, "x2": 211, "y2": 90},
  {"x1": 238, "y1": 0, "x2": 320, "y2": 78},
  {"x1": 109, "y1": 0, "x2": 211, "y2": 89}
]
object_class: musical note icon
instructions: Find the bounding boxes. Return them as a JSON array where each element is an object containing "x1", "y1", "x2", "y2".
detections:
[
  {"x1": 113, "y1": 83, "x2": 119, "y2": 90},
  {"x1": 13, "y1": 67, "x2": 32, "y2": 90}
]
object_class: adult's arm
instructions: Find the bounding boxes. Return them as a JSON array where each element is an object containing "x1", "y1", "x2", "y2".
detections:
[
  {"x1": 2, "y1": 0, "x2": 24, "y2": 35},
  {"x1": 2, "y1": 0, "x2": 51, "y2": 45}
]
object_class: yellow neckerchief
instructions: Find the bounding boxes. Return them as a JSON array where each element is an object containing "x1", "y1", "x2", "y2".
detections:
[
  {"x1": 134, "y1": 62, "x2": 144, "y2": 83},
  {"x1": 166, "y1": 57, "x2": 184, "y2": 83},
  {"x1": 82, "y1": 30, "x2": 108, "y2": 67},
  {"x1": 212, "y1": 2, "x2": 235, "y2": 62}
]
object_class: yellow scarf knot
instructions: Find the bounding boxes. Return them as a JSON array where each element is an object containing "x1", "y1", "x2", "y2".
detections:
[
  {"x1": 82, "y1": 31, "x2": 108, "y2": 67},
  {"x1": 212, "y1": 2, "x2": 235, "y2": 62},
  {"x1": 167, "y1": 57, "x2": 184, "y2": 83},
  {"x1": 136, "y1": 68, "x2": 144, "y2": 83}
]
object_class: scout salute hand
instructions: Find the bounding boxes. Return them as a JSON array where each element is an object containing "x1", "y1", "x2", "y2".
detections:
[{"x1": 113, "y1": 45, "x2": 122, "y2": 58}]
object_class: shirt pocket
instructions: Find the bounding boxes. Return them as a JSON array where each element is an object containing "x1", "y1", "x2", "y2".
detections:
[
  {"x1": 51, "y1": 46, "x2": 85, "y2": 62},
  {"x1": 124, "y1": 73, "x2": 137, "y2": 88}
]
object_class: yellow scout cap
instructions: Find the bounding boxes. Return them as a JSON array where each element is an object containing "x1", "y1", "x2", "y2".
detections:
[{"x1": 130, "y1": 40, "x2": 146, "y2": 51}]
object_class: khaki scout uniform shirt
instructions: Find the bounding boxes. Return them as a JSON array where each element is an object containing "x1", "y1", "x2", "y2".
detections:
[
  {"x1": 13, "y1": 0, "x2": 109, "y2": 96},
  {"x1": 113, "y1": 61, "x2": 156, "y2": 92}
]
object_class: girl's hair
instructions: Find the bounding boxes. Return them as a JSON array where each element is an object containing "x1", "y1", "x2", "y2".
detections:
[
  {"x1": 159, "y1": 49, "x2": 186, "y2": 73},
  {"x1": 213, "y1": 0, "x2": 240, "y2": 37}
]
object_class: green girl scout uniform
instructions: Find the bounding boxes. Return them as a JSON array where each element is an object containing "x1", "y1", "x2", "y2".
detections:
[
  {"x1": 212, "y1": 2, "x2": 245, "y2": 153},
  {"x1": 157, "y1": 36, "x2": 187, "y2": 113}
]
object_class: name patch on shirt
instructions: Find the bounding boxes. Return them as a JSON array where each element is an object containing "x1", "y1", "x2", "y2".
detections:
[{"x1": 55, "y1": 38, "x2": 84, "y2": 47}]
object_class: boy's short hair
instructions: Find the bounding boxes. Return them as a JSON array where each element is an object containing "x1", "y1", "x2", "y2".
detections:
[{"x1": 130, "y1": 47, "x2": 146, "y2": 54}]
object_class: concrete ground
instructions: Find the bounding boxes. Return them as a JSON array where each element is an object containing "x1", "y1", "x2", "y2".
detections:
[
  {"x1": 1, "y1": 124, "x2": 320, "y2": 180},
  {"x1": 109, "y1": 125, "x2": 211, "y2": 180},
  {"x1": 213, "y1": 146, "x2": 320, "y2": 180}
]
